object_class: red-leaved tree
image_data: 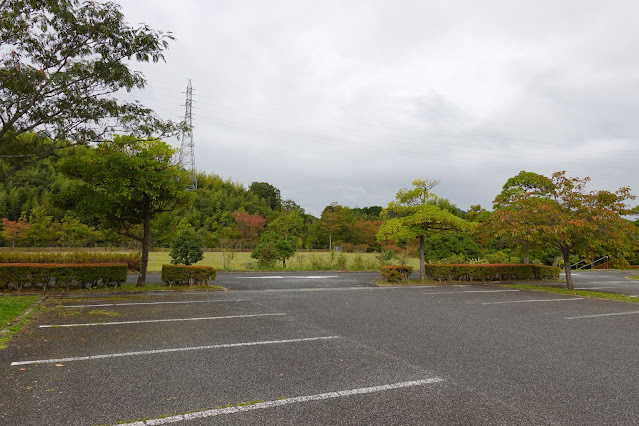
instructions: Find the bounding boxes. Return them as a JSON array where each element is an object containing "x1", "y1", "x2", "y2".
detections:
[
  {"x1": 1, "y1": 218, "x2": 31, "y2": 247},
  {"x1": 232, "y1": 211, "x2": 266, "y2": 248}
]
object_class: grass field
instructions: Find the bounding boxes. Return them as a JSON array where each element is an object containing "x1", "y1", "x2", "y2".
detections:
[{"x1": 147, "y1": 251, "x2": 421, "y2": 272}]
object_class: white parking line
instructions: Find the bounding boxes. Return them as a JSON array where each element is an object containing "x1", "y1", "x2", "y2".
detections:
[
  {"x1": 117, "y1": 378, "x2": 444, "y2": 425},
  {"x1": 423, "y1": 290, "x2": 519, "y2": 295},
  {"x1": 39, "y1": 313, "x2": 286, "y2": 328},
  {"x1": 565, "y1": 311, "x2": 639, "y2": 320},
  {"x1": 244, "y1": 276, "x2": 339, "y2": 279},
  {"x1": 10, "y1": 336, "x2": 340, "y2": 366},
  {"x1": 60, "y1": 299, "x2": 250, "y2": 308},
  {"x1": 575, "y1": 286, "x2": 624, "y2": 290},
  {"x1": 482, "y1": 298, "x2": 583, "y2": 305}
]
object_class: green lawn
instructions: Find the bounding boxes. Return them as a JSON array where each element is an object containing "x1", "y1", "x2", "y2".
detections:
[
  {"x1": 0, "y1": 296, "x2": 40, "y2": 325},
  {"x1": 0, "y1": 295, "x2": 40, "y2": 349}
]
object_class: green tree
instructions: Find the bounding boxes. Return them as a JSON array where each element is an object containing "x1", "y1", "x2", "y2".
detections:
[
  {"x1": 249, "y1": 182, "x2": 282, "y2": 211},
  {"x1": 169, "y1": 221, "x2": 204, "y2": 266},
  {"x1": 483, "y1": 171, "x2": 637, "y2": 289},
  {"x1": 0, "y1": 0, "x2": 184, "y2": 181},
  {"x1": 58, "y1": 136, "x2": 191, "y2": 285},
  {"x1": 251, "y1": 211, "x2": 303, "y2": 268},
  {"x1": 319, "y1": 202, "x2": 349, "y2": 250},
  {"x1": 376, "y1": 179, "x2": 470, "y2": 281}
]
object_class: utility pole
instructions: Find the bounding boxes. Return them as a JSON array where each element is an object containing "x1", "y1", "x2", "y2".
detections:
[{"x1": 179, "y1": 79, "x2": 197, "y2": 190}]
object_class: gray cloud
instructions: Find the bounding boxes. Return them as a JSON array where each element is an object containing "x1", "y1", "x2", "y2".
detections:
[{"x1": 117, "y1": 0, "x2": 639, "y2": 216}]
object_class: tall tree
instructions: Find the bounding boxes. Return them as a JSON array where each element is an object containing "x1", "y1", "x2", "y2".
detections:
[
  {"x1": 377, "y1": 179, "x2": 470, "y2": 280},
  {"x1": 58, "y1": 136, "x2": 191, "y2": 285},
  {"x1": 485, "y1": 171, "x2": 637, "y2": 289},
  {"x1": 249, "y1": 182, "x2": 281, "y2": 211},
  {"x1": 0, "y1": 0, "x2": 184, "y2": 180},
  {"x1": 319, "y1": 202, "x2": 348, "y2": 250},
  {"x1": 232, "y1": 210, "x2": 266, "y2": 248}
]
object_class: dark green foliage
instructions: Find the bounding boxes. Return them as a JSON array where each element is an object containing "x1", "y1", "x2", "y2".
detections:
[
  {"x1": 0, "y1": 0, "x2": 183, "y2": 180},
  {"x1": 251, "y1": 232, "x2": 297, "y2": 268},
  {"x1": 161, "y1": 265, "x2": 216, "y2": 286},
  {"x1": 58, "y1": 137, "x2": 192, "y2": 284},
  {"x1": 0, "y1": 263, "x2": 127, "y2": 290},
  {"x1": 423, "y1": 264, "x2": 559, "y2": 282},
  {"x1": 0, "y1": 251, "x2": 140, "y2": 271},
  {"x1": 249, "y1": 182, "x2": 282, "y2": 211},
  {"x1": 380, "y1": 265, "x2": 414, "y2": 282},
  {"x1": 424, "y1": 231, "x2": 482, "y2": 261},
  {"x1": 169, "y1": 224, "x2": 203, "y2": 265}
]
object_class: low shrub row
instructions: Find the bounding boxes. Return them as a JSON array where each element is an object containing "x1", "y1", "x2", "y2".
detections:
[
  {"x1": 161, "y1": 265, "x2": 217, "y2": 286},
  {"x1": 422, "y1": 264, "x2": 559, "y2": 282},
  {"x1": 0, "y1": 252, "x2": 141, "y2": 272},
  {"x1": 381, "y1": 265, "x2": 414, "y2": 282},
  {"x1": 0, "y1": 263, "x2": 128, "y2": 290}
]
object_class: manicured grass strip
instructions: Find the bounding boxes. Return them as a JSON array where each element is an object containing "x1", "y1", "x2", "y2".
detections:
[
  {"x1": 0, "y1": 296, "x2": 40, "y2": 325},
  {"x1": 0, "y1": 295, "x2": 42, "y2": 349},
  {"x1": 501, "y1": 284, "x2": 639, "y2": 304}
]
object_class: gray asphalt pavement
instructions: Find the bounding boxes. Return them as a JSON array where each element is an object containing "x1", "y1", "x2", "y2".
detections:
[
  {"x1": 557, "y1": 269, "x2": 639, "y2": 295},
  {"x1": 2, "y1": 272, "x2": 639, "y2": 425}
]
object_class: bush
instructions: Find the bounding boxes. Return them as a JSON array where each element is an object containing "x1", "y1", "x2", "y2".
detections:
[
  {"x1": 0, "y1": 251, "x2": 140, "y2": 271},
  {"x1": 421, "y1": 264, "x2": 560, "y2": 282},
  {"x1": 169, "y1": 225, "x2": 204, "y2": 266},
  {"x1": 381, "y1": 265, "x2": 414, "y2": 283},
  {"x1": 161, "y1": 265, "x2": 216, "y2": 287},
  {"x1": 0, "y1": 263, "x2": 128, "y2": 290}
]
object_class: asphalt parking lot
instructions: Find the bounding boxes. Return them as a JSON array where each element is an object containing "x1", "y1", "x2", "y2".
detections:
[{"x1": 2, "y1": 272, "x2": 639, "y2": 425}]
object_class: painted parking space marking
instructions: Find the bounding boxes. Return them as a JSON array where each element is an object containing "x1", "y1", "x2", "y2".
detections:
[
  {"x1": 39, "y1": 313, "x2": 286, "y2": 328},
  {"x1": 60, "y1": 299, "x2": 250, "y2": 308},
  {"x1": 116, "y1": 378, "x2": 444, "y2": 425},
  {"x1": 575, "y1": 286, "x2": 624, "y2": 290},
  {"x1": 244, "y1": 276, "x2": 339, "y2": 279},
  {"x1": 565, "y1": 310, "x2": 639, "y2": 320},
  {"x1": 10, "y1": 336, "x2": 340, "y2": 366},
  {"x1": 423, "y1": 289, "x2": 519, "y2": 295},
  {"x1": 481, "y1": 298, "x2": 584, "y2": 305}
]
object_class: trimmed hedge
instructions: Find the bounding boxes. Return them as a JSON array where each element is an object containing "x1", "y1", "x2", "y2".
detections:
[
  {"x1": 0, "y1": 252, "x2": 141, "y2": 272},
  {"x1": 422, "y1": 264, "x2": 560, "y2": 282},
  {"x1": 0, "y1": 263, "x2": 128, "y2": 290},
  {"x1": 381, "y1": 265, "x2": 414, "y2": 283},
  {"x1": 161, "y1": 265, "x2": 217, "y2": 286}
]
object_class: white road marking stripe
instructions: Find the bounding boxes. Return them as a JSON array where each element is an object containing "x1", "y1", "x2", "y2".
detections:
[
  {"x1": 244, "y1": 276, "x2": 339, "y2": 279},
  {"x1": 423, "y1": 290, "x2": 519, "y2": 295},
  {"x1": 60, "y1": 299, "x2": 249, "y2": 308},
  {"x1": 575, "y1": 287, "x2": 623, "y2": 290},
  {"x1": 10, "y1": 336, "x2": 340, "y2": 366},
  {"x1": 39, "y1": 313, "x2": 285, "y2": 328},
  {"x1": 482, "y1": 298, "x2": 584, "y2": 305},
  {"x1": 565, "y1": 311, "x2": 639, "y2": 320},
  {"x1": 117, "y1": 378, "x2": 444, "y2": 425}
]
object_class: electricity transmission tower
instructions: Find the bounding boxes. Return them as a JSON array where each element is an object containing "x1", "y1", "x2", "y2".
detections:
[{"x1": 179, "y1": 79, "x2": 197, "y2": 190}]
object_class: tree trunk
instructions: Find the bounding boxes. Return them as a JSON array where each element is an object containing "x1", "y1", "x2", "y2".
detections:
[
  {"x1": 282, "y1": 258, "x2": 286, "y2": 268},
  {"x1": 328, "y1": 233, "x2": 332, "y2": 251},
  {"x1": 419, "y1": 235, "x2": 425, "y2": 281},
  {"x1": 563, "y1": 248, "x2": 574, "y2": 290},
  {"x1": 137, "y1": 202, "x2": 151, "y2": 287},
  {"x1": 523, "y1": 249, "x2": 530, "y2": 264}
]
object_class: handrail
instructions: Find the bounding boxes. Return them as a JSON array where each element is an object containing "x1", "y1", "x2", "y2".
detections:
[
  {"x1": 577, "y1": 255, "x2": 609, "y2": 270},
  {"x1": 570, "y1": 259, "x2": 589, "y2": 269}
]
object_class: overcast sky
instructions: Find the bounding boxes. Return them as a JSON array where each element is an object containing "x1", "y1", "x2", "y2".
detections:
[{"x1": 116, "y1": 0, "x2": 639, "y2": 217}]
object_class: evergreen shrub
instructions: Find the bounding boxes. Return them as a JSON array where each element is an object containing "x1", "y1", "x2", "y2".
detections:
[
  {"x1": 0, "y1": 263, "x2": 127, "y2": 290},
  {"x1": 381, "y1": 265, "x2": 414, "y2": 282},
  {"x1": 161, "y1": 265, "x2": 216, "y2": 286},
  {"x1": 422, "y1": 264, "x2": 559, "y2": 282}
]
